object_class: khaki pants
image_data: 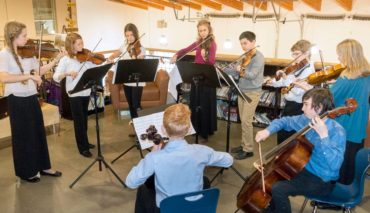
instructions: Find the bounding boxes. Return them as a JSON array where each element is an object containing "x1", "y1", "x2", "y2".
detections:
[{"x1": 238, "y1": 91, "x2": 262, "y2": 152}]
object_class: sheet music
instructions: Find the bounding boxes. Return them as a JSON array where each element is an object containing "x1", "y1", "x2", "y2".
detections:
[{"x1": 133, "y1": 111, "x2": 195, "y2": 150}]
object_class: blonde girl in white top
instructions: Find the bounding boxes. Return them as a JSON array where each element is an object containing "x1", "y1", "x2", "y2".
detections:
[{"x1": 0, "y1": 21, "x2": 65, "y2": 182}]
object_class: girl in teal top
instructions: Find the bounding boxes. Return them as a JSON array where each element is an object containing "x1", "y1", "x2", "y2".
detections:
[{"x1": 332, "y1": 39, "x2": 370, "y2": 184}]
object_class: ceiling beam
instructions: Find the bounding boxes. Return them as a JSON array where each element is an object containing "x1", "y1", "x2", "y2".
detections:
[
  {"x1": 109, "y1": 0, "x2": 148, "y2": 10},
  {"x1": 301, "y1": 0, "x2": 322, "y2": 11},
  {"x1": 191, "y1": 0, "x2": 222, "y2": 11},
  {"x1": 213, "y1": 0, "x2": 243, "y2": 11},
  {"x1": 173, "y1": 0, "x2": 202, "y2": 10},
  {"x1": 276, "y1": 0, "x2": 293, "y2": 11},
  {"x1": 244, "y1": 0, "x2": 267, "y2": 11},
  {"x1": 149, "y1": 0, "x2": 183, "y2": 10},
  {"x1": 137, "y1": 0, "x2": 165, "y2": 10},
  {"x1": 335, "y1": 0, "x2": 353, "y2": 11}
]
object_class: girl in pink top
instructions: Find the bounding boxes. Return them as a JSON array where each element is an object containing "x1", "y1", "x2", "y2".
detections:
[{"x1": 171, "y1": 20, "x2": 217, "y2": 143}]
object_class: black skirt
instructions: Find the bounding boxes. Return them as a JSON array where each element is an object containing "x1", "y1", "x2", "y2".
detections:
[
  {"x1": 189, "y1": 84, "x2": 217, "y2": 139},
  {"x1": 7, "y1": 94, "x2": 51, "y2": 179}
]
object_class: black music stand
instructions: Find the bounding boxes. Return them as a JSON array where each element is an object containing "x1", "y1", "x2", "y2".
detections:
[
  {"x1": 68, "y1": 63, "x2": 126, "y2": 188},
  {"x1": 176, "y1": 61, "x2": 221, "y2": 144},
  {"x1": 210, "y1": 70, "x2": 251, "y2": 184},
  {"x1": 110, "y1": 59, "x2": 159, "y2": 164}
]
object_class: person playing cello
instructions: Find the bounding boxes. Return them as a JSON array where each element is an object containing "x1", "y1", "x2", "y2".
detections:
[{"x1": 255, "y1": 88, "x2": 346, "y2": 213}]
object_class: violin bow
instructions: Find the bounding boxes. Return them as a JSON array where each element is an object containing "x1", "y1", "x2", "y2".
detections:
[
  {"x1": 112, "y1": 33, "x2": 146, "y2": 65},
  {"x1": 176, "y1": 35, "x2": 213, "y2": 62}
]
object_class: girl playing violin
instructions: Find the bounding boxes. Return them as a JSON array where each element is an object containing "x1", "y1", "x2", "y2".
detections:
[
  {"x1": 0, "y1": 21, "x2": 65, "y2": 182},
  {"x1": 267, "y1": 40, "x2": 315, "y2": 144},
  {"x1": 108, "y1": 23, "x2": 145, "y2": 122},
  {"x1": 53, "y1": 32, "x2": 97, "y2": 158},
  {"x1": 224, "y1": 31, "x2": 264, "y2": 160},
  {"x1": 170, "y1": 19, "x2": 217, "y2": 143}
]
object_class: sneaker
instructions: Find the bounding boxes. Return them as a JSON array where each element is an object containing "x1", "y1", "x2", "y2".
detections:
[
  {"x1": 233, "y1": 150, "x2": 254, "y2": 160},
  {"x1": 231, "y1": 146, "x2": 243, "y2": 153}
]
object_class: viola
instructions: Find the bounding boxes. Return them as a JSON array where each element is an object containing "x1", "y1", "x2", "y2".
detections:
[
  {"x1": 276, "y1": 58, "x2": 309, "y2": 81},
  {"x1": 240, "y1": 48, "x2": 257, "y2": 77},
  {"x1": 18, "y1": 40, "x2": 60, "y2": 59},
  {"x1": 236, "y1": 98, "x2": 358, "y2": 213},
  {"x1": 281, "y1": 64, "x2": 346, "y2": 94},
  {"x1": 76, "y1": 48, "x2": 106, "y2": 65}
]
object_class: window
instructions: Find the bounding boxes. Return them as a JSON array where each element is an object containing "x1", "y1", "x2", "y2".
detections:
[{"x1": 32, "y1": 0, "x2": 57, "y2": 35}]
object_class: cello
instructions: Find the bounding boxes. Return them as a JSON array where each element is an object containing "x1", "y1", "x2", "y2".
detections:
[{"x1": 236, "y1": 98, "x2": 358, "y2": 213}]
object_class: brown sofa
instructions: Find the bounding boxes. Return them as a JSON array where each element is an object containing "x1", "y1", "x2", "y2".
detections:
[{"x1": 106, "y1": 69, "x2": 169, "y2": 111}]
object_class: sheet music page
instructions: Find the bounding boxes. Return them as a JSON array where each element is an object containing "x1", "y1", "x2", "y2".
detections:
[
  {"x1": 228, "y1": 74, "x2": 249, "y2": 102},
  {"x1": 133, "y1": 111, "x2": 196, "y2": 150}
]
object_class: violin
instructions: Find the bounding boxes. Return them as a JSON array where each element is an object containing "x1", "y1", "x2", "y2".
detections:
[
  {"x1": 240, "y1": 48, "x2": 257, "y2": 77},
  {"x1": 276, "y1": 58, "x2": 309, "y2": 81},
  {"x1": 128, "y1": 42, "x2": 141, "y2": 59},
  {"x1": 18, "y1": 40, "x2": 60, "y2": 59},
  {"x1": 281, "y1": 64, "x2": 346, "y2": 94},
  {"x1": 76, "y1": 48, "x2": 106, "y2": 65},
  {"x1": 236, "y1": 98, "x2": 358, "y2": 213}
]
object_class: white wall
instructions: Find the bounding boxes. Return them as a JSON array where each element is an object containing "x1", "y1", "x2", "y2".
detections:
[
  {"x1": 76, "y1": 0, "x2": 370, "y2": 62},
  {"x1": 0, "y1": 0, "x2": 71, "y2": 40}
]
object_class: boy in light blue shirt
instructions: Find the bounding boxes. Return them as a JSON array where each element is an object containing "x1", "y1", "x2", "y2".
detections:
[{"x1": 126, "y1": 103, "x2": 233, "y2": 213}]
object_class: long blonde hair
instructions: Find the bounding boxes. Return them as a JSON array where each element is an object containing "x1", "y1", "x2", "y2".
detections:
[
  {"x1": 65, "y1": 32, "x2": 82, "y2": 58},
  {"x1": 4, "y1": 21, "x2": 26, "y2": 74},
  {"x1": 336, "y1": 39, "x2": 370, "y2": 78}
]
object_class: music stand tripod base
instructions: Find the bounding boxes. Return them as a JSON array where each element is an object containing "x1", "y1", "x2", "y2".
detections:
[{"x1": 68, "y1": 64, "x2": 126, "y2": 188}]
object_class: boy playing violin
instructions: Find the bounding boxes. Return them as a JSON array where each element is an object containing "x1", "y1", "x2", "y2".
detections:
[
  {"x1": 225, "y1": 31, "x2": 265, "y2": 160},
  {"x1": 125, "y1": 103, "x2": 233, "y2": 213},
  {"x1": 267, "y1": 40, "x2": 315, "y2": 144},
  {"x1": 255, "y1": 88, "x2": 346, "y2": 213}
]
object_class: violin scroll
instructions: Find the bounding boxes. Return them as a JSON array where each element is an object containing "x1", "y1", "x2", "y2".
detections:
[{"x1": 327, "y1": 98, "x2": 358, "y2": 119}]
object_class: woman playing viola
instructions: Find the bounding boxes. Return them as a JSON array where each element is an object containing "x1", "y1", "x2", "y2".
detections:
[
  {"x1": 53, "y1": 33, "x2": 98, "y2": 158},
  {"x1": 0, "y1": 21, "x2": 65, "y2": 182},
  {"x1": 171, "y1": 19, "x2": 217, "y2": 143},
  {"x1": 267, "y1": 40, "x2": 315, "y2": 144},
  {"x1": 108, "y1": 23, "x2": 145, "y2": 122}
]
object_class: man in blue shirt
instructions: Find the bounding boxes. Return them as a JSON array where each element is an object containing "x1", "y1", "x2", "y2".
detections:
[
  {"x1": 126, "y1": 103, "x2": 233, "y2": 213},
  {"x1": 255, "y1": 88, "x2": 346, "y2": 213}
]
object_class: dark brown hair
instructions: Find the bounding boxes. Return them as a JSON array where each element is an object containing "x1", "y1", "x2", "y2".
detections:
[{"x1": 302, "y1": 88, "x2": 334, "y2": 114}]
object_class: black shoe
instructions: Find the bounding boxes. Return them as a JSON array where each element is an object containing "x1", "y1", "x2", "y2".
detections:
[
  {"x1": 81, "y1": 150, "x2": 93, "y2": 158},
  {"x1": 234, "y1": 150, "x2": 254, "y2": 160},
  {"x1": 40, "y1": 170, "x2": 62, "y2": 177},
  {"x1": 311, "y1": 201, "x2": 342, "y2": 210},
  {"x1": 88, "y1": 143, "x2": 95, "y2": 149},
  {"x1": 21, "y1": 176, "x2": 41, "y2": 183},
  {"x1": 231, "y1": 146, "x2": 243, "y2": 153}
]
